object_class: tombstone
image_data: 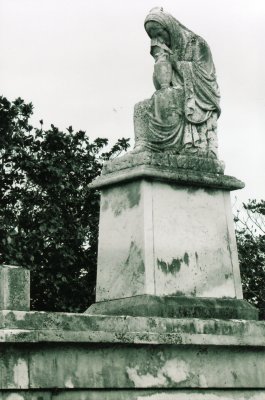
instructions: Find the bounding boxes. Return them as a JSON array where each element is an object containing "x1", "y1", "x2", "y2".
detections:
[
  {"x1": 1, "y1": 8, "x2": 264, "y2": 399},
  {"x1": 86, "y1": 7, "x2": 257, "y2": 321}
]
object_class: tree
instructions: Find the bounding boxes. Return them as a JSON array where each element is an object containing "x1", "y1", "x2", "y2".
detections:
[
  {"x1": 235, "y1": 199, "x2": 265, "y2": 320},
  {"x1": 0, "y1": 96, "x2": 130, "y2": 312}
]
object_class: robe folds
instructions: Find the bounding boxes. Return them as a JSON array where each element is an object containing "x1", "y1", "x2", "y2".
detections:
[{"x1": 144, "y1": 9, "x2": 221, "y2": 156}]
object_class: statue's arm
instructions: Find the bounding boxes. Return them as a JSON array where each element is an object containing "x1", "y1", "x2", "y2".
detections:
[{"x1": 153, "y1": 71, "x2": 161, "y2": 90}]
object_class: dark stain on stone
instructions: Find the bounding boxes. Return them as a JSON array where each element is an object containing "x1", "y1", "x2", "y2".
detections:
[
  {"x1": 225, "y1": 273, "x2": 229, "y2": 280},
  {"x1": 169, "y1": 182, "x2": 180, "y2": 191},
  {"x1": 232, "y1": 371, "x2": 238, "y2": 381},
  {"x1": 225, "y1": 224, "x2": 235, "y2": 272},
  {"x1": 113, "y1": 206, "x2": 122, "y2": 217},
  {"x1": 125, "y1": 241, "x2": 145, "y2": 275},
  {"x1": 203, "y1": 187, "x2": 216, "y2": 196},
  {"x1": 111, "y1": 182, "x2": 141, "y2": 217},
  {"x1": 170, "y1": 258, "x2": 181, "y2": 272},
  {"x1": 174, "y1": 290, "x2": 185, "y2": 296},
  {"x1": 157, "y1": 252, "x2": 190, "y2": 276},
  {"x1": 183, "y1": 252, "x2": 189, "y2": 266},
  {"x1": 124, "y1": 181, "x2": 141, "y2": 209},
  {"x1": 157, "y1": 258, "x2": 181, "y2": 276},
  {"x1": 195, "y1": 251, "x2": 202, "y2": 271},
  {"x1": 101, "y1": 199, "x2": 109, "y2": 211},
  {"x1": 187, "y1": 186, "x2": 198, "y2": 194},
  {"x1": 157, "y1": 259, "x2": 169, "y2": 273}
]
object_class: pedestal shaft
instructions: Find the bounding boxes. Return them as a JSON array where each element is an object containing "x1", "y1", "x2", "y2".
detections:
[{"x1": 96, "y1": 179, "x2": 242, "y2": 302}]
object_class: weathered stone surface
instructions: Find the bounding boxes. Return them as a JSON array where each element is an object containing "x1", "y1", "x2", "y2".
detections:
[
  {"x1": 90, "y1": 164, "x2": 244, "y2": 191},
  {"x1": 1, "y1": 311, "x2": 265, "y2": 346},
  {"x1": 88, "y1": 295, "x2": 258, "y2": 320},
  {"x1": 43, "y1": 391, "x2": 265, "y2": 400},
  {"x1": 0, "y1": 311, "x2": 264, "y2": 392},
  {"x1": 133, "y1": 8, "x2": 221, "y2": 157},
  {"x1": 102, "y1": 152, "x2": 225, "y2": 176},
  {"x1": 93, "y1": 180, "x2": 243, "y2": 305},
  {"x1": 0, "y1": 342, "x2": 265, "y2": 389},
  {"x1": 1, "y1": 390, "x2": 265, "y2": 399},
  {"x1": 0, "y1": 265, "x2": 30, "y2": 311},
  {"x1": 1, "y1": 392, "x2": 51, "y2": 400}
]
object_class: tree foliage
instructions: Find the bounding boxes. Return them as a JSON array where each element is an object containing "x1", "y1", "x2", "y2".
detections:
[
  {"x1": 235, "y1": 199, "x2": 265, "y2": 320},
  {"x1": 0, "y1": 96, "x2": 130, "y2": 312}
]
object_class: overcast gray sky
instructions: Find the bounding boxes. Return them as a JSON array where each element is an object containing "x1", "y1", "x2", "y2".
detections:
[{"x1": 1, "y1": 0, "x2": 264, "y2": 205}]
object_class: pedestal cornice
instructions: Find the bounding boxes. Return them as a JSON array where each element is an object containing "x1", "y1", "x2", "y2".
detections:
[{"x1": 89, "y1": 152, "x2": 244, "y2": 191}]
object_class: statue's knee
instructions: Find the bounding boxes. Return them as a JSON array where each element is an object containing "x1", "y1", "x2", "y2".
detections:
[{"x1": 134, "y1": 99, "x2": 150, "y2": 115}]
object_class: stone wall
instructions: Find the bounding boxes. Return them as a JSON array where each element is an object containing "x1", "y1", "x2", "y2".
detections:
[{"x1": 0, "y1": 304, "x2": 265, "y2": 399}]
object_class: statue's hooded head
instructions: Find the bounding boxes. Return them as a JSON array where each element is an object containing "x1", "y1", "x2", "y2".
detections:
[{"x1": 144, "y1": 7, "x2": 188, "y2": 52}]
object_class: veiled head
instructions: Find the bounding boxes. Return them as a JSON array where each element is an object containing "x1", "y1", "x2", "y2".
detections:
[
  {"x1": 144, "y1": 7, "x2": 181, "y2": 51},
  {"x1": 145, "y1": 20, "x2": 170, "y2": 47}
]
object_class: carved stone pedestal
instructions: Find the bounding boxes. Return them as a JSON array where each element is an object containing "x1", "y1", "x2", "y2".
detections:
[{"x1": 86, "y1": 152, "x2": 257, "y2": 320}]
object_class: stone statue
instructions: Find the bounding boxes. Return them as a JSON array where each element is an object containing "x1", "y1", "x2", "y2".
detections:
[{"x1": 134, "y1": 7, "x2": 221, "y2": 158}]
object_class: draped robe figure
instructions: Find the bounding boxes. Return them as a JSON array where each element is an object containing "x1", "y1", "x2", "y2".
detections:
[{"x1": 134, "y1": 7, "x2": 221, "y2": 157}]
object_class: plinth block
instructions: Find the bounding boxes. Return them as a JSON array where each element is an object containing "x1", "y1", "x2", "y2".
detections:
[
  {"x1": 94, "y1": 176, "x2": 243, "y2": 303},
  {"x1": 87, "y1": 295, "x2": 258, "y2": 320}
]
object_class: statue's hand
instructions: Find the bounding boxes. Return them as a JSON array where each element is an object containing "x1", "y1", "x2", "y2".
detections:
[
  {"x1": 169, "y1": 53, "x2": 178, "y2": 70},
  {"x1": 153, "y1": 72, "x2": 161, "y2": 90}
]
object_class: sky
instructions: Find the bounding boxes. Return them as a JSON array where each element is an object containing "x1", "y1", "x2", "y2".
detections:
[{"x1": 0, "y1": 0, "x2": 264, "y2": 205}]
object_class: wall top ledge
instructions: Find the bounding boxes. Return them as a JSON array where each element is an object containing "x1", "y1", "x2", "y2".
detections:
[{"x1": 0, "y1": 310, "x2": 264, "y2": 347}]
